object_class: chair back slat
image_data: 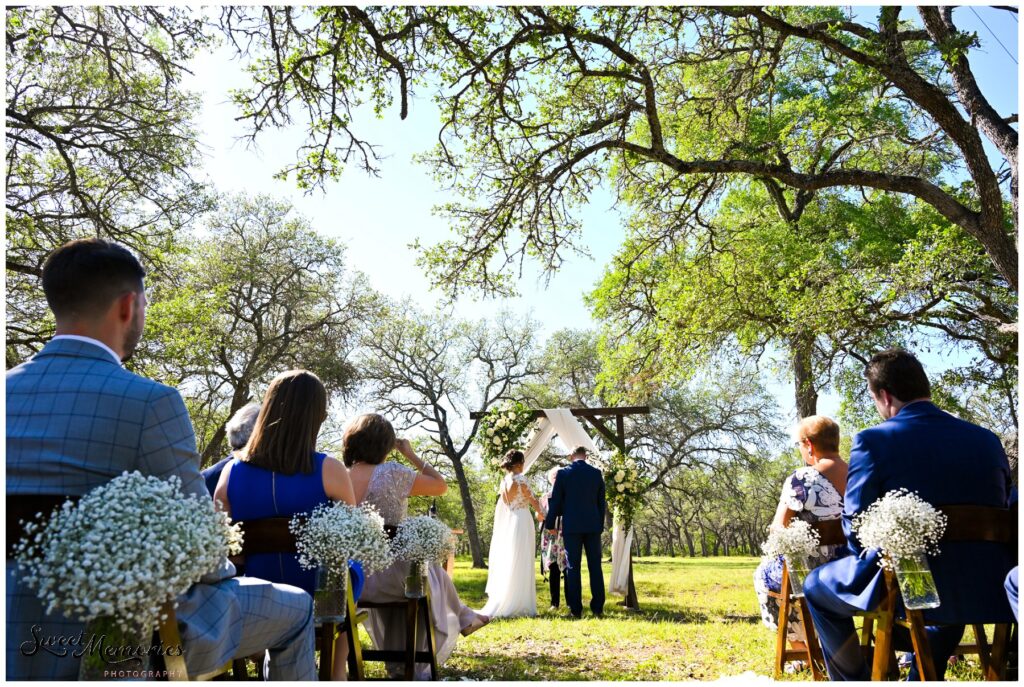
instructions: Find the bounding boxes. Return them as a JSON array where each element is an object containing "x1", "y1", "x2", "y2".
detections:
[
  {"x1": 937, "y1": 505, "x2": 1016, "y2": 544},
  {"x1": 811, "y1": 518, "x2": 846, "y2": 547},
  {"x1": 7, "y1": 494, "x2": 79, "y2": 557},
  {"x1": 236, "y1": 517, "x2": 298, "y2": 555},
  {"x1": 235, "y1": 517, "x2": 399, "y2": 557}
]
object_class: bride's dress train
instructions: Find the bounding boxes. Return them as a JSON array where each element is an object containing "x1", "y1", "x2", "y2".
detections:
[{"x1": 480, "y1": 474, "x2": 538, "y2": 618}]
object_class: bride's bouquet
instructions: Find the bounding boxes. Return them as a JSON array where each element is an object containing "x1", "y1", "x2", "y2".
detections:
[
  {"x1": 392, "y1": 516, "x2": 455, "y2": 598},
  {"x1": 852, "y1": 488, "x2": 946, "y2": 609},
  {"x1": 290, "y1": 502, "x2": 393, "y2": 621},
  {"x1": 760, "y1": 520, "x2": 821, "y2": 597},
  {"x1": 13, "y1": 471, "x2": 243, "y2": 677}
]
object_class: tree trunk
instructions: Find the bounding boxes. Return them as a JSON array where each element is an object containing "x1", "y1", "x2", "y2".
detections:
[
  {"x1": 200, "y1": 387, "x2": 252, "y2": 465},
  {"x1": 791, "y1": 334, "x2": 818, "y2": 418},
  {"x1": 683, "y1": 528, "x2": 696, "y2": 557},
  {"x1": 667, "y1": 537, "x2": 675, "y2": 557},
  {"x1": 448, "y1": 454, "x2": 486, "y2": 568},
  {"x1": 699, "y1": 525, "x2": 708, "y2": 556}
]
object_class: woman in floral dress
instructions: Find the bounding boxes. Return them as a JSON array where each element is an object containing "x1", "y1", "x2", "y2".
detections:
[{"x1": 754, "y1": 416, "x2": 848, "y2": 666}]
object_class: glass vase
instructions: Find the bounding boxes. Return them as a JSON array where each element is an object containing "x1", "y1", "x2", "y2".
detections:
[
  {"x1": 785, "y1": 554, "x2": 811, "y2": 598},
  {"x1": 404, "y1": 560, "x2": 427, "y2": 599},
  {"x1": 893, "y1": 551, "x2": 941, "y2": 610},
  {"x1": 78, "y1": 615, "x2": 151, "y2": 680},
  {"x1": 314, "y1": 568, "x2": 347, "y2": 624}
]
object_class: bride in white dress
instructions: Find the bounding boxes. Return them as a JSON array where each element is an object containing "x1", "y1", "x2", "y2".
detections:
[{"x1": 480, "y1": 450, "x2": 546, "y2": 618}]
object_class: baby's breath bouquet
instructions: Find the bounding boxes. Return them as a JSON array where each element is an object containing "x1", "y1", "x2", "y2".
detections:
[
  {"x1": 761, "y1": 520, "x2": 821, "y2": 597},
  {"x1": 13, "y1": 471, "x2": 242, "y2": 678},
  {"x1": 602, "y1": 452, "x2": 646, "y2": 529},
  {"x1": 852, "y1": 489, "x2": 946, "y2": 609},
  {"x1": 478, "y1": 401, "x2": 535, "y2": 475},
  {"x1": 391, "y1": 516, "x2": 455, "y2": 598},
  {"x1": 290, "y1": 503, "x2": 393, "y2": 621}
]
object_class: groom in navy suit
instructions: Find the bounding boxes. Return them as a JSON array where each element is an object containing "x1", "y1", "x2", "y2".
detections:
[
  {"x1": 803, "y1": 349, "x2": 1013, "y2": 681},
  {"x1": 544, "y1": 446, "x2": 607, "y2": 618}
]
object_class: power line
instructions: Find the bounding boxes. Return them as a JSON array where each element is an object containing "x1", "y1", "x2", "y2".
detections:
[{"x1": 970, "y1": 7, "x2": 1018, "y2": 65}]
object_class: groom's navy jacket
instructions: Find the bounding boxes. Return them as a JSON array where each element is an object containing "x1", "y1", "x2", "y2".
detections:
[
  {"x1": 543, "y1": 459, "x2": 606, "y2": 534},
  {"x1": 807, "y1": 401, "x2": 1014, "y2": 624}
]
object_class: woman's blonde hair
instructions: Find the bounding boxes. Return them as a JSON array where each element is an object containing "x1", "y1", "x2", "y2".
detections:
[{"x1": 796, "y1": 415, "x2": 841, "y2": 453}]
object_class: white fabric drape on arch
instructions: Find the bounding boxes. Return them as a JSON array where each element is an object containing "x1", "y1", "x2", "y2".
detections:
[
  {"x1": 521, "y1": 408, "x2": 600, "y2": 474},
  {"x1": 517, "y1": 408, "x2": 631, "y2": 597}
]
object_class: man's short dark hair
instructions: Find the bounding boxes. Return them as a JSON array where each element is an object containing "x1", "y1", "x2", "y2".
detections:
[
  {"x1": 572, "y1": 446, "x2": 589, "y2": 456},
  {"x1": 41, "y1": 239, "x2": 146, "y2": 319},
  {"x1": 864, "y1": 349, "x2": 931, "y2": 402}
]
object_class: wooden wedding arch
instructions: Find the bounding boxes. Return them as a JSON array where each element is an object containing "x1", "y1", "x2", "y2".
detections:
[{"x1": 470, "y1": 405, "x2": 650, "y2": 610}]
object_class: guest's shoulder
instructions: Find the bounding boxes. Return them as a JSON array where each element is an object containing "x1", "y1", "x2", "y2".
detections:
[{"x1": 379, "y1": 460, "x2": 416, "y2": 478}]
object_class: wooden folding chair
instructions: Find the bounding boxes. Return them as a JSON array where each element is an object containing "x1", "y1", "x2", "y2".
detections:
[
  {"x1": 235, "y1": 517, "x2": 363, "y2": 681},
  {"x1": 357, "y1": 587, "x2": 439, "y2": 680},
  {"x1": 863, "y1": 505, "x2": 1017, "y2": 681},
  {"x1": 769, "y1": 518, "x2": 846, "y2": 680}
]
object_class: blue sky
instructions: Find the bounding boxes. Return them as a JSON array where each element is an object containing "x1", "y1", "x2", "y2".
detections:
[{"x1": 183, "y1": 6, "x2": 1018, "y2": 423}]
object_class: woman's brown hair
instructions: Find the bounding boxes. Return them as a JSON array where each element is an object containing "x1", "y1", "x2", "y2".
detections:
[
  {"x1": 501, "y1": 449, "x2": 525, "y2": 471},
  {"x1": 241, "y1": 369, "x2": 327, "y2": 475},
  {"x1": 342, "y1": 413, "x2": 396, "y2": 467}
]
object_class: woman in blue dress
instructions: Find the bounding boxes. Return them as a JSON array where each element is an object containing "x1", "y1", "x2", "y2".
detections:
[{"x1": 215, "y1": 369, "x2": 359, "y2": 680}]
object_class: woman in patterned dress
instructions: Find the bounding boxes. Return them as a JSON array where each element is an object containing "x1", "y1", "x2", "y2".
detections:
[{"x1": 754, "y1": 416, "x2": 848, "y2": 667}]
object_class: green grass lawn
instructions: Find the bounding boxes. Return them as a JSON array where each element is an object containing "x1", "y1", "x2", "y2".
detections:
[{"x1": 366, "y1": 555, "x2": 986, "y2": 681}]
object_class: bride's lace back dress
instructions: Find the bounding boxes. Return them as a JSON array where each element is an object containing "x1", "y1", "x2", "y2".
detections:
[
  {"x1": 481, "y1": 473, "x2": 539, "y2": 618},
  {"x1": 359, "y1": 461, "x2": 474, "y2": 677}
]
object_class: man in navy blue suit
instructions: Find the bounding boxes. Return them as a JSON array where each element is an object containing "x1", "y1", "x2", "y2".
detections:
[
  {"x1": 803, "y1": 349, "x2": 1013, "y2": 680},
  {"x1": 544, "y1": 446, "x2": 607, "y2": 618}
]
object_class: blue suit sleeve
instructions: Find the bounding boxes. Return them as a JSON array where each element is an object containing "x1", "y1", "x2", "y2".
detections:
[
  {"x1": 136, "y1": 385, "x2": 207, "y2": 500},
  {"x1": 544, "y1": 472, "x2": 566, "y2": 530},
  {"x1": 597, "y1": 470, "x2": 607, "y2": 526},
  {"x1": 843, "y1": 430, "x2": 880, "y2": 554}
]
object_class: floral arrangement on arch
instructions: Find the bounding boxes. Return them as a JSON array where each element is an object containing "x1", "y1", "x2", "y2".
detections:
[
  {"x1": 477, "y1": 400, "x2": 536, "y2": 474},
  {"x1": 603, "y1": 451, "x2": 647, "y2": 529},
  {"x1": 13, "y1": 471, "x2": 243, "y2": 633}
]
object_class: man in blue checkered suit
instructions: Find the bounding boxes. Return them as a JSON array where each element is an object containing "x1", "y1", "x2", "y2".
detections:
[{"x1": 6, "y1": 239, "x2": 316, "y2": 680}]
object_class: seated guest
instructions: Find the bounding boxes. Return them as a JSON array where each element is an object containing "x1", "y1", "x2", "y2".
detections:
[
  {"x1": 346, "y1": 414, "x2": 489, "y2": 679},
  {"x1": 204, "y1": 402, "x2": 261, "y2": 495},
  {"x1": 754, "y1": 416, "x2": 847, "y2": 667},
  {"x1": 803, "y1": 349, "x2": 1013, "y2": 681},
  {"x1": 6, "y1": 239, "x2": 315, "y2": 680},
  {"x1": 215, "y1": 369, "x2": 357, "y2": 680}
]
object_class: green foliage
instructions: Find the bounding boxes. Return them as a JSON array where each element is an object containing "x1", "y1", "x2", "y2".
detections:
[
  {"x1": 6, "y1": 6, "x2": 212, "y2": 365},
  {"x1": 135, "y1": 194, "x2": 376, "y2": 460}
]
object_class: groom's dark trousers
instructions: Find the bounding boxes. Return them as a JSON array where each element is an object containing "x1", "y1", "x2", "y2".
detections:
[
  {"x1": 543, "y1": 459, "x2": 607, "y2": 618},
  {"x1": 563, "y1": 533, "x2": 605, "y2": 616}
]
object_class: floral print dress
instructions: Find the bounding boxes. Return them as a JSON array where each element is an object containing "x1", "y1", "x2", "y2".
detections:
[{"x1": 753, "y1": 466, "x2": 844, "y2": 643}]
